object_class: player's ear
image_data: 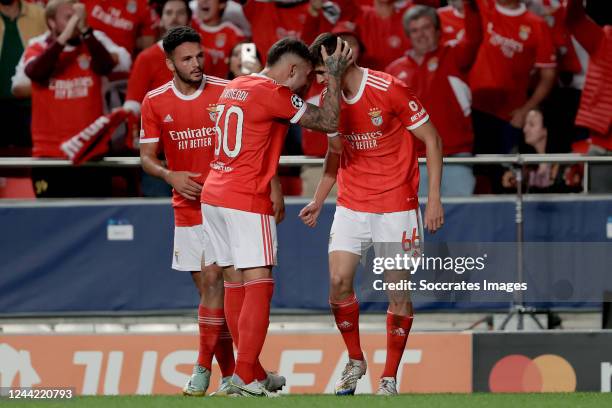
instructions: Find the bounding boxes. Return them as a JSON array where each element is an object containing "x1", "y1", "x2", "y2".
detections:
[{"x1": 165, "y1": 57, "x2": 175, "y2": 73}]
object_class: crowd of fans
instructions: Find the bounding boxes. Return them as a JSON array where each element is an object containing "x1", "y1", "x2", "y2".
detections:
[{"x1": 0, "y1": 0, "x2": 610, "y2": 197}]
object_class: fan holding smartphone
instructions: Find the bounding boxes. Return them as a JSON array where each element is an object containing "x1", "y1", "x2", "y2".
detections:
[{"x1": 228, "y1": 42, "x2": 263, "y2": 79}]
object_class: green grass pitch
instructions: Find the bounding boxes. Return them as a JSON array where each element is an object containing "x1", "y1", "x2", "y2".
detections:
[{"x1": 9, "y1": 393, "x2": 612, "y2": 408}]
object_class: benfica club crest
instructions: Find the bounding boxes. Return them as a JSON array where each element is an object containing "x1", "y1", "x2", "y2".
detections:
[
  {"x1": 388, "y1": 35, "x2": 401, "y2": 49},
  {"x1": 207, "y1": 104, "x2": 218, "y2": 122},
  {"x1": 427, "y1": 56, "x2": 439, "y2": 72},
  {"x1": 215, "y1": 33, "x2": 227, "y2": 48},
  {"x1": 519, "y1": 25, "x2": 531, "y2": 41},
  {"x1": 78, "y1": 54, "x2": 90, "y2": 70},
  {"x1": 127, "y1": 0, "x2": 137, "y2": 14},
  {"x1": 368, "y1": 108, "x2": 383, "y2": 126}
]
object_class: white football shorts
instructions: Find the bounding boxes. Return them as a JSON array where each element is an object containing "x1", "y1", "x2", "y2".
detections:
[
  {"x1": 202, "y1": 204, "x2": 277, "y2": 269},
  {"x1": 328, "y1": 206, "x2": 423, "y2": 259},
  {"x1": 172, "y1": 224, "x2": 207, "y2": 271}
]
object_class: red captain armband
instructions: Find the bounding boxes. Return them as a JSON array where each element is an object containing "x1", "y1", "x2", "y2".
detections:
[{"x1": 60, "y1": 108, "x2": 130, "y2": 165}]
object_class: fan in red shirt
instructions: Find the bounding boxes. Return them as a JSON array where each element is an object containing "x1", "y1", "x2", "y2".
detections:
[
  {"x1": 527, "y1": 0, "x2": 580, "y2": 74},
  {"x1": 468, "y1": 0, "x2": 556, "y2": 156},
  {"x1": 202, "y1": 37, "x2": 352, "y2": 396},
  {"x1": 82, "y1": 0, "x2": 155, "y2": 55},
  {"x1": 192, "y1": 0, "x2": 246, "y2": 78},
  {"x1": 240, "y1": 0, "x2": 309, "y2": 64},
  {"x1": 356, "y1": 0, "x2": 412, "y2": 71},
  {"x1": 300, "y1": 33, "x2": 443, "y2": 396},
  {"x1": 14, "y1": 0, "x2": 130, "y2": 196},
  {"x1": 300, "y1": 0, "x2": 360, "y2": 44},
  {"x1": 566, "y1": 0, "x2": 612, "y2": 193},
  {"x1": 124, "y1": 0, "x2": 192, "y2": 117},
  {"x1": 438, "y1": 0, "x2": 466, "y2": 43},
  {"x1": 386, "y1": 0, "x2": 482, "y2": 196},
  {"x1": 139, "y1": 26, "x2": 239, "y2": 397}
]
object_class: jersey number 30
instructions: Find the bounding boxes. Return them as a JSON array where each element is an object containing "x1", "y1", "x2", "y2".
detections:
[{"x1": 214, "y1": 104, "x2": 243, "y2": 158}]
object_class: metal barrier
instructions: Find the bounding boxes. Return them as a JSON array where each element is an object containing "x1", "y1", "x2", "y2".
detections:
[
  {"x1": 2, "y1": 153, "x2": 612, "y2": 167},
  {"x1": 1, "y1": 153, "x2": 610, "y2": 194}
]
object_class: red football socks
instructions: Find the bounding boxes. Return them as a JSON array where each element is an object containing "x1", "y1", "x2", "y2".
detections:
[
  {"x1": 330, "y1": 293, "x2": 364, "y2": 361},
  {"x1": 225, "y1": 280, "x2": 272, "y2": 383},
  {"x1": 197, "y1": 305, "x2": 224, "y2": 370},
  {"x1": 214, "y1": 320, "x2": 235, "y2": 377},
  {"x1": 382, "y1": 311, "x2": 413, "y2": 378}
]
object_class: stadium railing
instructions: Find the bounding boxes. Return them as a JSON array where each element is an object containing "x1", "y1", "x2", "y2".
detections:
[{"x1": 1, "y1": 153, "x2": 611, "y2": 193}]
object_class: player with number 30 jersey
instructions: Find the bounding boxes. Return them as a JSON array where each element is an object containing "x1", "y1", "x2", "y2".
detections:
[{"x1": 201, "y1": 37, "x2": 353, "y2": 396}]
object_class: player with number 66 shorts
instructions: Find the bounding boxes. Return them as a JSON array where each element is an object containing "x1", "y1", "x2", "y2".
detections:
[{"x1": 300, "y1": 33, "x2": 445, "y2": 397}]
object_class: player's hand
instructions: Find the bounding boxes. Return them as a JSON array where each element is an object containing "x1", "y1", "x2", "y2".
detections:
[
  {"x1": 299, "y1": 200, "x2": 322, "y2": 228},
  {"x1": 164, "y1": 171, "x2": 202, "y2": 201},
  {"x1": 271, "y1": 190, "x2": 285, "y2": 225},
  {"x1": 322, "y1": 36, "x2": 353, "y2": 78},
  {"x1": 57, "y1": 13, "x2": 80, "y2": 45},
  {"x1": 424, "y1": 197, "x2": 444, "y2": 234}
]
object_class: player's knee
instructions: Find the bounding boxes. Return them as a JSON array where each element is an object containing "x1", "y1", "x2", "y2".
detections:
[
  {"x1": 330, "y1": 274, "x2": 353, "y2": 297},
  {"x1": 201, "y1": 267, "x2": 223, "y2": 291}
]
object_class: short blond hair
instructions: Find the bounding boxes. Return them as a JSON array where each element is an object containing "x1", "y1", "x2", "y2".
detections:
[{"x1": 45, "y1": 0, "x2": 76, "y2": 21}]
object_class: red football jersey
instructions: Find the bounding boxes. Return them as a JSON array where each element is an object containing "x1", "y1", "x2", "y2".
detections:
[
  {"x1": 125, "y1": 41, "x2": 171, "y2": 107},
  {"x1": 191, "y1": 19, "x2": 246, "y2": 78},
  {"x1": 242, "y1": 0, "x2": 309, "y2": 64},
  {"x1": 140, "y1": 76, "x2": 229, "y2": 226},
  {"x1": 83, "y1": 0, "x2": 155, "y2": 54},
  {"x1": 356, "y1": 3, "x2": 412, "y2": 71},
  {"x1": 202, "y1": 74, "x2": 307, "y2": 215},
  {"x1": 386, "y1": 46, "x2": 473, "y2": 156},
  {"x1": 23, "y1": 33, "x2": 106, "y2": 158},
  {"x1": 535, "y1": 0, "x2": 581, "y2": 73},
  {"x1": 468, "y1": 1, "x2": 556, "y2": 120},
  {"x1": 335, "y1": 69, "x2": 428, "y2": 213},
  {"x1": 301, "y1": 82, "x2": 328, "y2": 157},
  {"x1": 438, "y1": 5, "x2": 465, "y2": 43}
]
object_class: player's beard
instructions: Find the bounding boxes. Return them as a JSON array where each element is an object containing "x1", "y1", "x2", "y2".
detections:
[{"x1": 175, "y1": 68, "x2": 203, "y2": 87}]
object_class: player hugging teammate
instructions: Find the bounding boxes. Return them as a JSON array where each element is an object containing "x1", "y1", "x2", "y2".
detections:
[{"x1": 141, "y1": 25, "x2": 443, "y2": 398}]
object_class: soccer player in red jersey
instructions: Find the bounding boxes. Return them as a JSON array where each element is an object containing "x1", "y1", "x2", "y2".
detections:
[
  {"x1": 124, "y1": 0, "x2": 191, "y2": 116},
  {"x1": 139, "y1": 26, "x2": 236, "y2": 396},
  {"x1": 300, "y1": 32, "x2": 444, "y2": 396},
  {"x1": 201, "y1": 37, "x2": 352, "y2": 396},
  {"x1": 82, "y1": 0, "x2": 155, "y2": 55},
  {"x1": 192, "y1": 0, "x2": 246, "y2": 78}
]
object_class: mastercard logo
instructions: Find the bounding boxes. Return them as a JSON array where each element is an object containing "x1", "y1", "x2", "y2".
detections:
[{"x1": 489, "y1": 354, "x2": 577, "y2": 392}]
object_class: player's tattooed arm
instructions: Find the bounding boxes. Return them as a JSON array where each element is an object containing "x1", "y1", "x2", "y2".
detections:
[{"x1": 298, "y1": 37, "x2": 352, "y2": 133}]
